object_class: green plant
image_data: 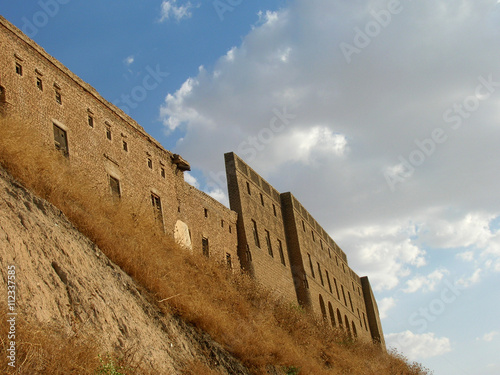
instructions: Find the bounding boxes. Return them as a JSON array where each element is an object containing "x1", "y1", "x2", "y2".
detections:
[
  {"x1": 283, "y1": 365, "x2": 301, "y2": 375},
  {"x1": 95, "y1": 354, "x2": 128, "y2": 375}
]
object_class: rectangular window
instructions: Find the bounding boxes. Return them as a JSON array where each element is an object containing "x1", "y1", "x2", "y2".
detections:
[
  {"x1": 106, "y1": 127, "x2": 112, "y2": 141},
  {"x1": 161, "y1": 167, "x2": 165, "y2": 178},
  {"x1": 277, "y1": 239, "x2": 286, "y2": 266},
  {"x1": 265, "y1": 230, "x2": 273, "y2": 257},
  {"x1": 202, "y1": 237, "x2": 209, "y2": 257},
  {"x1": 251, "y1": 219, "x2": 260, "y2": 248},
  {"x1": 88, "y1": 115, "x2": 94, "y2": 128},
  {"x1": 53, "y1": 123, "x2": 69, "y2": 157},
  {"x1": 226, "y1": 253, "x2": 232, "y2": 269},
  {"x1": 308, "y1": 253, "x2": 315, "y2": 278},
  {"x1": 334, "y1": 278, "x2": 340, "y2": 299},
  {"x1": 311, "y1": 230, "x2": 315, "y2": 242},
  {"x1": 15, "y1": 63, "x2": 22, "y2": 76},
  {"x1": 204, "y1": 208, "x2": 208, "y2": 218},
  {"x1": 246, "y1": 181, "x2": 251, "y2": 195},
  {"x1": 272, "y1": 204, "x2": 277, "y2": 217},
  {"x1": 122, "y1": 140, "x2": 128, "y2": 151},
  {"x1": 109, "y1": 176, "x2": 121, "y2": 198},
  {"x1": 221, "y1": 219, "x2": 224, "y2": 228},
  {"x1": 348, "y1": 291, "x2": 354, "y2": 312},
  {"x1": 320, "y1": 240, "x2": 323, "y2": 250},
  {"x1": 147, "y1": 158, "x2": 153, "y2": 169},
  {"x1": 328, "y1": 248, "x2": 331, "y2": 258},
  {"x1": 302, "y1": 220, "x2": 305, "y2": 231},
  {"x1": 326, "y1": 270, "x2": 332, "y2": 293},
  {"x1": 229, "y1": 225, "x2": 232, "y2": 234},
  {"x1": 55, "y1": 91, "x2": 62, "y2": 105},
  {"x1": 260, "y1": 193, "x2": 265, "y2": 206},
  {"x1": 317, "y1": 262, "x2": 324, "y2": 286},
  {"x1": 151, "y1": 193, "x2": 163, "y2": 224},
  {"x1": 36, "y1": 77, "x2": 43, "y2": 91},
  {"x1": 341, "y1": 285, "x2": 347, "y2": 306}
]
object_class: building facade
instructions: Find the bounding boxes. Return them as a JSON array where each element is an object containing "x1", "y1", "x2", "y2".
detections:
[{"x1": 0, "y1": 15, "x2": 384, "y2": 345}]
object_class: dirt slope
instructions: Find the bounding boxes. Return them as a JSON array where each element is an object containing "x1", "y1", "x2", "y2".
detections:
[{"x1": 0, "y1": 165, "x2": 251, "y2": 374}]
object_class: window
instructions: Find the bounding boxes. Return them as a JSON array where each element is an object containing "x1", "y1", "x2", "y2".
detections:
[
  {"x1": 147, "y1": 158, "x2": 153, "y2": 169},
  {"x1": 308, "y1": 253, "x2": 315, "y2": 278},
  {"x1": 106, "y1": 127, "x2": 112, "y2": 141},
  {"x1": 226, "y1": 253, "x2": 232, "y2": 269},
  {"x1": 151, "y1": 193, "x2": 163, "y2": 224},
  {"x1": 363, "y1": 313, "x2": 368, "y2": 331},
  {"x1": 36, "y1": 77, "x2": 43, "y2": 91},
  {"x1": 311, "y1": 230, "x2": 315, "y2": 242},
  {"x1": 204, "y1": 208, "x2": 208, "y2": 218},
  {"x1": 202, "y1": 237, "x2": 209, "y2": 257},
  {"x1": 342, "y1": 264, "x2": 345, "y2": 273},
  {"x1": 302, "y1": 220, "x2": 305, "y2": 232},
  {"x1": 15, "y1": 63, "x2": 22, "y2": 76},
  {"x1": 336, "y1": 256, "x2": 339, "y2": 266},
  {"x1": 229, "y1": 225, "x2": 232, "y2": 234},
  {"x1": 55, "y1": 91, "x2": 62, "y2": 104},
  {"x1": 251, "y1": 219, "x2": 260, "y2": 248},
  {"x1": 260, "y1": 193, "x2": 264, "y2": 206},
  {"x1": 221, "y1": 219, "x2": 224, "y2": 228},
  {"x1": 326, "y1": 270, "x2": 332, "y2": 293},
  {"x1": 328, "y1": 302, "x2": 336, "y2": 328},
  {"x1": 348, "y1": 291, "x2": 354, "y2": 312},
  {"x1": 320, "y1": 240, "x2": 323, "y2": 250},
  {"x1": 277, "y1": 239, "x2": 286, "y2": 266},
  {"x1": 88, "y1": 115, "x2": 94, "y2": 128},
  {"x1": 161, "y1": 167, "x2": 165, "y2": 178},
  {"x1": 317, "y1": 262, "x2": 324, "y2": 286},
  {"x1": 319, "y1": 295, "x2": 327, "y2": 321},
  {"x1": 0, "y1": 85, "x2": 6, "y2": 102},
  {"x1": 109, "y1": 176, "x2": 121, "y2": 198},
  {"x1": 246, "y1": 181, "x2": 251, "y2": 195},
  {"x1": 352, "y1": 282, "x2": 355, "y2": 291},
  {"x1": 328, "y1": 248, "x2": 331, "y2": 258},
  {"x1": 352, "y1": 322, "x2": 357, "y2": 338},
  {"x1": 265, "y1": 230, "x2": 273, "y2": 257},
  {"x1": 122, "y1": 140, "x2": 128, "y2": 152},
  {"x1": 334, "y1": 278, "x2": 340, "y2": 299},
  {"x1": 337, "y1": 309, "x2": 343, "y2": 328},
  {"x1": 341, "y1": 285, "x2": 347, "y2": 306},
  {"x1": 272, "y1": 204, "x2": 277, "y2": 217},
  {"x1": 53, "y1": 123, "x2": 68, "y2": 157}
]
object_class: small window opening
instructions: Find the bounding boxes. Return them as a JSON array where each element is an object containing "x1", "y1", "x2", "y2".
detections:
[
  {"x1": 265, "y1": 230, "x2": 273, "y2": 257},
  {"x1": 55, "y1": 91, "x2": 62, "y2": 105},
  {"x1": 15, "y1": 63, "x2": 22, "y2": 76},
  {"x1": 341, "y1": 285, "x2": 347, "y2": 306},
  {"x1": 334, "y1": 278, "x2": 340, "y2": 299},
  {"x1": 122, "y1": 140, "x2": 128, "y2": 151},
  {"x1": 317, "y1": 262, "x2": 324, "y2": 286},
  {"x1": 88, "y1": 115, "x2": 94, "y2": 128},
  {"x1": 260, "y1": 193, "x2": 264, "y2": 206},
  {"x1": 273, "y1": 204, "x2": 277, "y2": 217},
  {"x1": 246, "y1": 181, "x2": 251, "y2": 195},
  {"x1": 311, "y1": 230, "x2": 315, "y2": 242},
  {"x1": 151, "y1": 193, "x2": 163, "y2": 224},
  {"x1": 109, "y1": 176, "x2": 121, "y2": 198},
  {"x1": 53, "y1": 123, "x2": 69, "y2": 157},
  {"x1": 161, "y1": 167, "x2": 165, "y2": 178},
  {"x1": 302, "y1": 220, "x2": 306, "y2": 232},
  {"x1": 308, "y1": 253, "x2": 315, "y2": 278},
  {"x1": 251, "y1": 219, "x2": 260, "y2": 248},
  {"x1": 277, "y1": 239, "x2": 286, "y2": 266},
  {"x1": 229, "y1": 225, "x2": 232, "y2": 234},
  {"x1": 36, "y1": 77, "x2": 43, "y2": 91},
  {"x1": 147, "y1": 158, "x2": 153, "y2": 169},
  {"x1": 202, "y1": 237, "x2": 209, "y2": 257},
  {"x1": 106, "y1": 127, "x2": 112, "y2": 141},
  {"x1": 204, "y1": 208, "x2": 208, "y2": 218},
  {"x1": 326, "y1": 270, "x2": 332, "y2": 293},
  {"x1": 221, "y1": 219, "x2": 224, "y2": 228}
]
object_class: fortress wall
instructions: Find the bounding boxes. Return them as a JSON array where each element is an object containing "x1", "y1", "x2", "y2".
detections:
[
  {"x1": 0, "y1": 16, "x2": 238, "y2": 265},
  {"x1": 225, "y1": 152, "x2": 298, "y2": 303}
]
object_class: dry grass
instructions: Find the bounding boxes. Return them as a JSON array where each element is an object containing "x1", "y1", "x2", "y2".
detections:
[{"x1": 0, "y1": 115, "x2": 433, "y2": 375}]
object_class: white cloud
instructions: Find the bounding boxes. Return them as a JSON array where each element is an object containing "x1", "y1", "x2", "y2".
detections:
[
  {"x1": 403, "y1": 268, "x2": 449, "y2": 294},
  {"x1": 160, "y1": 0, "x2": 194, "y2": 22},
  {"x1": 378, "y1": 297, "x2": 396, "y2": 320},
  {"x1": 457, "y1": 251, "x2": 474, "y2": 262},
  {"x1": 456, "y1": 268, "x2": 482, "y2": 288},
  {"x1": 123, "y1": 55, "x2": 134, "y2": 66},
  {"x1": 385, "y1": 331, "x2": 452, "y2": 360},
  {"x1": 477, "y1": 331, "x2": 499, "y2": 342},
  {"x1": 184, "y1": 172, "x2": 199, "y2": 188},
  {"x1": 159, "y1": 0, "x2": 500, "y2": 290}
]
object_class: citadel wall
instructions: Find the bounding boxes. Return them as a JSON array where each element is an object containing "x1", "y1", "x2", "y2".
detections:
[
  {"x1": 0, "y1": 14, "x2": 384, "y2": 345},
  {"x1": 0, "y1": 16, "x2": 239, "y2": 269}
]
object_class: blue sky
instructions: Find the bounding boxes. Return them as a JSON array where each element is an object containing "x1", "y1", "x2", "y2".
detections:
[{"x1": 2, "y1": 1, "x2": 500, "y2": 374}]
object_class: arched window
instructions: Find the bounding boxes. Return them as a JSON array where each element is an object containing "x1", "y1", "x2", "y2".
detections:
[
  {"x1": 328, "y1": 302, "x2": 336, "y2": 328},
  {"x1": 344, "y1": 315, "x2": 351, "y2": 337},
  {"x1": 337, "y1": 309, "x2": 343, "y2": 328},
  {"x1": 352, "y1": 321, "x2": 358, "y2": 338},
  {"x1": 319, "y1": 295, "x2": 327, "y2": 321}
]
